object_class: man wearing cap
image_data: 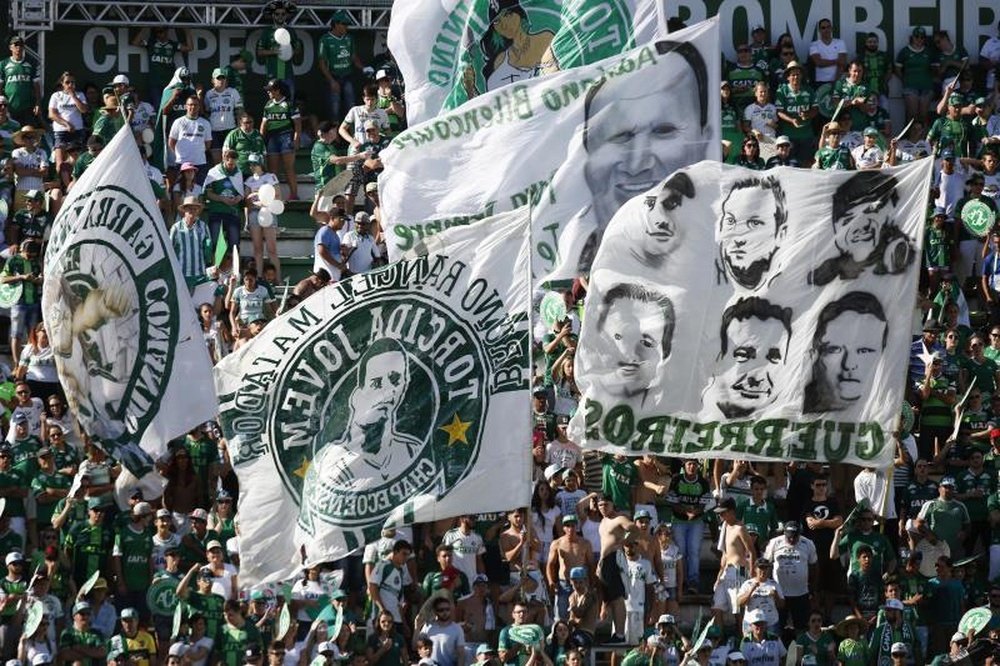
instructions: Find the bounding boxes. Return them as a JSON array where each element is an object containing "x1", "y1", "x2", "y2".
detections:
[
  {"x1": 177, "y1": 564, "x2": 226, "y2": 643},
  {"x1": 764, "y1": 136, "x2": 799, "y2": 169},
  {"x1": 762, "y1": 521, "x2": 816, "y2": 631},
  {"x1": 342, "y1": 212, "x2": 382, "y2": 275},
  {"x1": 112, "y1": 502, "x2": 154, "y2": 616},
  {"x1": 110, "y1": 607, "x2": 156, "y2": 666},
  {"x1": 929, "y1": 95, "x2": 970, "y2": 159},
  {"x1": 63, "y1": 497, "x2": 113, "y2": 587},
  {"x1": 920, "y1": 477, "x2": 969, "y2": 555},
  {"x1": 852, "y1": 126, "x2": 888, "y2": 170},
  {"x1": 870, "y1": 598, "x2": 920, "y2": 665},
  {"x1": 9, "y1": 125, "x2": 47, "y2": 211},
  {"x1": 58, "y1": 601, "x2": 106, "y2": 665},
  {"x1": 546, "y1": 521, "x2": 591, "y2": 623},
  {"x1": 8, "y1": 188, "x2": 47, "y2": 250},
  {"x1": 203, "y1": 68, "x2": 244, "y2": 165},
  {"x1": 775, "y1": 61, "x2": 817, "y2": 165},
  {"x1": 0, "y1": 37, "x2": 40, "y2": 125},
  {"x1": 813, "y1": 122, "x2": 854, "y2": 170},
  {"x1": 169, "y1": 196, "x2": 212, "y2": 288},
  {"x1": 168, "y1": 96, "x2": 213, "y2": 183},
  {"x1": 739, "y1": 609, "x2": 785, "y2": 664},
  {"x1": 318, "y1": 11, "x2": 364, "y2": 120},
  {"x1": 0, "y1": 550, "x2": 27, "y2": 656},
  {"x1": 255, "y1": 1, "x2": 303, "y2": 102}
]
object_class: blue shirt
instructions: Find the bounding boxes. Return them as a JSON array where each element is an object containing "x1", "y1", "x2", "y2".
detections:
[{"x1": 313, "y1": 225, "x2": 342, "y2": 281}]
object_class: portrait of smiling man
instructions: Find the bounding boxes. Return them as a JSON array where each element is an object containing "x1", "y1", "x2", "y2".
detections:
[
  {"x1": 716, "y1": 175, "x2": 788, "y2": 292},
  {"x1": 706, "y1": 296, "x2": 793, "y2": 418},
  {"x1": 803, "y1": 291, "x2": 888, "y2": 413}
]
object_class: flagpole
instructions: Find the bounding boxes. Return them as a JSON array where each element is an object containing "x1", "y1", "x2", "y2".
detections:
[{"x1": 523, "y1": 199, "x2": 537, "y2": 575}]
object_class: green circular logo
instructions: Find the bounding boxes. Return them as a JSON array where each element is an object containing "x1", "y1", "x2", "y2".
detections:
[
  {"x1": 0, "y1": 282, "x2": 22, "y2": 309},
  {"x1": 437, "y1": 0, "x2": 632, "y2": 111},
  {"x1": 261, "y1": 289, "x2": 489, "y2": 549},
  {"x1": 816, "y1": 83, "x2": 835, "y2": 117},
  {"x1": 147, "y1": 576, "x2": 180, "y2": 616},
  {"x1": 539, "y1": 291, "x2": 567, "y2": 329},
  {"x1": 43, "y1": 185, "x2": 180, "y2": 444},
  {"x1": 962, "y1": 200, "x2": 996, "y2": 238}
]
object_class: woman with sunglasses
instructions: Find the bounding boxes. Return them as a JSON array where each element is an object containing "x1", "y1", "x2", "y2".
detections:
[
  {"x1": 15, "y1": 322, "x2": 61, "y2": 405},
  {"x1": 207, "y1": 490, "x2": 238, "y2": 545}
]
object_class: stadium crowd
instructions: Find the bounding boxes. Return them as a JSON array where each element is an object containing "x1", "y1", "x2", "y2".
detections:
[{"x1": 0, "y1": 1, "x2": 999, "y2": 664}]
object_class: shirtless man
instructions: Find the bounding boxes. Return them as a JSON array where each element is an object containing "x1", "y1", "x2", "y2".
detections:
[
  {"x1": 499, "y1": 508, "x2": 541, "y2": 571},
  {"x1": 456, "y1": 574, "x2": 497, "y2": 645},
  {"x1": 710, "y1": 497, "x2": 755, "y2": 627},
  {"x1": 632, "y1": 509, "x2": 666, "y2": 618},
  {"x1": 547, "y1": 515, "x2": 593, "y2": 622},
  {"x1": 596, "y1": 493, "x2": 635, "y2": 643},
  {"x1": 634, "y1": 455, "x2": 670, "y2": 519}
]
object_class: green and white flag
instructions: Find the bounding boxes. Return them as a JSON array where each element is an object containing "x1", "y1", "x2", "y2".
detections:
[
  {"x1": 214, "y1": 208, "x2": 533, "y2": 584},
  {"x1": 42, "y1": 126, "x2": 219, "y2": 466},
  {"x1": 379, "y1": 19, "x2": 721, "y2": 281},
  {"x1": 389, "y1": 0, "x2": 667, "y2": 125}
]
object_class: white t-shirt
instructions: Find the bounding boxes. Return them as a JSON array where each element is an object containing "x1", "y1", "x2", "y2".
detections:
[
  {"x1": 169, "y1": 115, "x2": 212, "y2": 165},
  {"x1": 851, "y1": 144, "x2": 884, "y2": 170},
  {"x1": 623, "y1": 556, "x2": 654, "y2": 612},
  {"x1": 189, "y1": 635, "x2": 214, "y2": 666},
  {"x1": 209, "y1": 563, "x2": 238, "y2": 600},
  {"x1": 131, "y1": 101, "x2": 156, "y2": 133},
  {"x1": 420, "y1": 621, "x2": 465, "y2": 666},
  {"x1": 151, "y1": 533, "x2": 183, "y2": 571},
  {"x1": 934, "y1": 165, "x2": 968, "y2": 214},
  {"x1": 342, "y1": 105, "x2": 390, "y2": 147},
  {"x1": 736, "y1": 578, "x2": 784, "y2": 628},
  {"x1": 291, "y1": 578, "x2": 326, "y2": 621},
  {"x1": 546, "y1": 439, "x2": 581, "y2": 470},
  {"x1": 809, "y1": 38, "x2": 847, "y2": 83},
  {"x1": 743, "y1": 103, "x2": 778, "y2": 138},
  {"x1": 342, "y1": 230, "x2": 381, "y2": 273},
  {"x1": 245, "y1": 172, "x2": 280, "y2": 205},
  {"x1": 11, "y1": 146, "x2": 47, "y2": 192},
  {"x1": 205, "y1": 87, "x2": 243, "y2": 132},
  {"x1": 763, "y1": 535, "x2": 817, "y2": 597},
  {"x1": 981, "y1": 37, "x2": 1000, "y2": 88},
  {"x1": 660, "y1": 543, "x2": 682, "y2": 588},
  {"x1": 440, "y1": 528, "x2": 485, "y2": 583},
  {"x1": 369, "y1": 560, "x2": 411, "y2": 622},
  {"x1": 48, "y1": 91, "x2": 88, "y2": 131},
  {"x1": 7, "y1": 397, "x2": 44, "y2": 442}
]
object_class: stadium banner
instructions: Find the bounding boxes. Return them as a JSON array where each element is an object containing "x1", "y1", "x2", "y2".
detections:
[
  {"x1": 388, "y1": 0, "x2": 666, "y2": 125},
  {"x1": 569, "y1": 159, "x2": 935, "y2": 467},
  {"x1": 379, "y1": 19, "x2": 721, "y2": 279},
  {"x1": 41, "y1": 126, "x2": 219, "y2": 470},
  {"x1": 214, "y1": 208, "x2": 533, "y2": 583}
]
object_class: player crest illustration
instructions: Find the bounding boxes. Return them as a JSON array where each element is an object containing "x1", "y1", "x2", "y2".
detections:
[
  {"x1": 702, "y1": 296, "x2": 793, "y2": 418},
  {"x1": 716, "y1": 175, "x2": 788, "y2": 291},
  {"x1": 291, "y1": 298, "x2": 488, "y2": 551},
  {"x1": 809, "y1": 171, "x2": 916, "y2": 286}
]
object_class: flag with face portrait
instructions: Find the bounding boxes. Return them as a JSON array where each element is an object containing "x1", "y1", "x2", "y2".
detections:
[
  {"x1": 379, "y1": 19, "x2": 721, "y2": 281},
  {"x1": 569, "y1": 159, "x2": 935, "y2": 467},
  {"x1": 41, "y1": 126, "x2": 219, "y2": 469},
  {"x1": 389, "y1": 0, "x2": 667, "y2": 125},
  {"x1": 214, "y1": 208, "x2": 533, "y2": 584}
]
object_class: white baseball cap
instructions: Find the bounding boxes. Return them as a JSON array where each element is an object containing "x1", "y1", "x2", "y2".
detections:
[{"x1": 112, "y1": 74, "x2": 129, "y2": 85}]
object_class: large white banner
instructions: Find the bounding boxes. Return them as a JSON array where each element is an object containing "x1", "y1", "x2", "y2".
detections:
[
  {"x1": 570, "y1": 160, "x2": 935, "y2": 466},
  {"x1": 214, "y1": 209, "x2": 533, "y2": 584},
  {"x1": 389, "y1": 0, "x2": 667, "y2": 125},
  {"x1": 380, "y1": 19, "x2": 720, "y2": 281},
  {"x1": 42, "y1": 127, "x2": 218, "y2": 469}
]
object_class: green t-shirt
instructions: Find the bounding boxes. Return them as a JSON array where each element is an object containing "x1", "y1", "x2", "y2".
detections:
[
  {"x1": 72, "y1": 150, "x2": 98, "y2": 179},
  {"x1": 794, "y1": 630, "x2": 835, "y2": 666},
  {"x1": 65, "y1": 522, "x2": 113, "y2": 586},
  {"x1": 920, "y1": 498, "x2": 969, "y2": 552},
  {"x1": 736, "y1": 498, "x2": 778, "y2": 540},
  {"x1": 895, "y1": 46, "x2": 935, "y2": 92},
  {"x1": 218, "y1": 621, "x2": 262, "y2": 666},
  {"x1": 203, "y1": 165, "x2": 243, "y2": 217},
  {"x1": 921, "y1": 376, "x2": 955, "y2": 427},
  {"x1": 222, "y1": 128, "x2": 266, "y2": 175},
  {"x1": 59, "y1": 626, "x2": 105, "y2": 666},
  {"x1": 836, "y1": 637, "x2": 869, "y2": 666},
  {"x1": 10, "y1": 434, "x2": 41, "y2": 476},
  {"x1": 0, "y1": 57, "x2": 38, "y2": 114},
  {"x1": 832, "y1": 78, "x2": 870, "y2": 128},
  {"x1": 31, "y1": 470, "x2": 71, "y2": 527},
  {"x1": 2, "y1": 255, "x2": 41, "y2": 305},
  {"x1": 186, "y1": 591, "x2": 226, "y2": 642},
  {"x1": 814, "y1": 144, "x2": 854, "y2": 170},
  {"x1": 0, "y1": 467, "x2": 27, "y2": 516},
  {"x1": 0, "y1": 576, "x2": 27, "y2": 618},
  {"x1": 601, "y1": 455, "x2": 636, "y2": 512},
  {"x1": 92, "y1": 112, "x2": 125, "y2": 146},
  {"x1": 318, "y1": 32, "x2": 355, "y2": 76},
  {"x1": 144, "y1": 39, "x2": 181, "y2": 87},
  {"x1": 925, "y1": 225, "x2": 950, "y2": 268},
  {"x1": 113, "y1": 524, "x2": 153, "y2": 591},
  {"x1": 262, "y1": 97, "x2": 298, "y2": 136},
  {"x1": 928, "y1": 116, "x2": 968, "y2": 157},
  {"x1": 726, "y1": 63, "x2": 764, "y2": 106},
  {"x1": 958, "y1": 469, "x2": 995, "y2": 521},
  {"x1": 861, "y1": 50, "x2": 892, "y2": 95},
  {"x1": 311, "y1": 139, "x2": 341, "y2": 189},
  {"x1": 775, "y1": 84, "x2": 815, "y2": 139},
  {"x1": 840, "y1": 530, "x2": 892, "y2": 575},
  {"x1": 256, "y1": 27, "x2": 301, "y2": 81},
  {"x1": 962, "y1": 356, "x2": 998, "y2": 395},
  {"x1": 11, "y1": 209, "x2": 49, "y2": 242}
]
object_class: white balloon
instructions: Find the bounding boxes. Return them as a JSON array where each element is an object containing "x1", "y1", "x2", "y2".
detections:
[
  {"x1": 258, "y1": 208, "x2": 274, "y2": 228},
  {"x1": 267, "y1": 199, "x2": 285, "y2": 215},
  {"x1": 141, "y1": 128, "x2": 154, "y2": 144},
  {"x1": 278, "y1": 43, "x2": 293, "y2": 62},
  {"x1": 274, "y1": 28, "x2": 291, "y2": 46},
  {"x1": 258, "y1": 184, "x2": 276, "y2": 206}
]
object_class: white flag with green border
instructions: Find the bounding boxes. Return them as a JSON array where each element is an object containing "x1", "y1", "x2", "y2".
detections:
[
  {"x1": 41, "y1": 126, "x2": 219, "y2": 469},
  {"x1": 215, "y1": 208, "x2": 534, "y2": 584}
]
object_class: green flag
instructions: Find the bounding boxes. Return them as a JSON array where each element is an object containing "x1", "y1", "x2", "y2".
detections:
[{"x1": 213, "y1": 226, "x2": 227, "y2": 267}]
